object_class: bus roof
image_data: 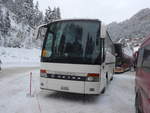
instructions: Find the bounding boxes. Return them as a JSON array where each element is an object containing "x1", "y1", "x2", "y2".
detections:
[
  {"x1": 37, "y1": 18, "x2": 107, "y2": 39},
  {"x1": 38, "y1": 19, "x2": 102, "y2": 29},
  {"x1": 46, "y1": 18, "x2": 101, "y2": 25}
]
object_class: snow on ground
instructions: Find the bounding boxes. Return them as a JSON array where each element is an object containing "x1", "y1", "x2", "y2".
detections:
[
  {"x1": 0, "y1": 68, "x2": 40, "y2": 113},
  {"x1": 0, "y1": 47, "x2": 41, "y2": 68},
  {"x1": 0, "y1": 67, "x2": 135, "y2": 113}
]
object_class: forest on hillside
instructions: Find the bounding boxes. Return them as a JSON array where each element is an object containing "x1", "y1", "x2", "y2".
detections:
[{"x1": 0, "y1": 0, "x2": 61, "y2": 48}]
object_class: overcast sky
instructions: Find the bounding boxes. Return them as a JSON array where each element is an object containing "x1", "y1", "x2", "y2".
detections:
[{"x1": 34, "y1": 0, "x2": 150, "y2": 24}]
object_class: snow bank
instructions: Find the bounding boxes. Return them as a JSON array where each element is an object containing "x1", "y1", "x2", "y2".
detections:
[
  {"x1": 0, "y1": 47, "x2": 41, "y2": 68},
  {"x1": 123, "y1": 45, "x2": 133, "y2": 57}
]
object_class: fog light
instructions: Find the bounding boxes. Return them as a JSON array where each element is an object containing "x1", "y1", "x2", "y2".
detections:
[
  {"x1": 40, "y1": 73, "x2": 47, "y2": 77},
  {"x1": 87, "y1": 76, "x2": 94, "y2": 81}
]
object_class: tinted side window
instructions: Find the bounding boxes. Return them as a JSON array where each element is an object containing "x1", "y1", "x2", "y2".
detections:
[
  {"x1": 137, "y1": 48, "x2": 144, "y2": 67},
  {"x1": 142, "y1": 45, "x2": 150, "y2": 72}
]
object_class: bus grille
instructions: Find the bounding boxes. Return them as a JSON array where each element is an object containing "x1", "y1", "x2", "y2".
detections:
[{"x1": 42, "y1": 74, "x2": 86, "y2": 81}]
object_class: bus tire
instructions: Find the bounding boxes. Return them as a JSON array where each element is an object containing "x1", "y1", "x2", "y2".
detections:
[
  {"x1": 135, "y1": 92, "x2": 142, "y2": 113},
  {"x1": 106, "y1": 73, "x2": 109, "y2": 84},
  {"x1": 110, "y1": 76, "x2": 113, "y2": 81},
  {"x1": 101, "y1": 87, "x2": 106, "y2": 94}
]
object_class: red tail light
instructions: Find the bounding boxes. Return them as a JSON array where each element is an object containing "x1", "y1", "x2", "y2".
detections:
[
  {"x1": 86, "y1": 73, "x2": 100, "y2": 82},
  {"x1": 40, "y1": 69, "x2": 47, "y2": 78},
  {"x1": 87, "y1": 73, "x2": 100, "y2": 77},
  {"x1": 40, "y1": 69, "x2": 47, "y2": 73}
]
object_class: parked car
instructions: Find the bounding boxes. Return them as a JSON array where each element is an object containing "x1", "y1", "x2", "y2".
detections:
[{"x1": 135, "y1": 36, "x2": 150, "y2": 113}]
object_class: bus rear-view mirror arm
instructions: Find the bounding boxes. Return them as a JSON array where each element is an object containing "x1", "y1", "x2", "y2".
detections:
[{"x1": 35, "y1": 24, "x2": 47, "y2": 40}]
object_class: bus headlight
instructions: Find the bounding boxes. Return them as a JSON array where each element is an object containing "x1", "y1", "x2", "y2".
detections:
[
  {"x1": 87, "y1": 76, "x2": 94, "y2": 81},
  {"x1": 86, "y1": 73, "x2": 100, "y2": 82},
  {"x1": 40, "y1": 69, "x2": 47, "y2": 78}
]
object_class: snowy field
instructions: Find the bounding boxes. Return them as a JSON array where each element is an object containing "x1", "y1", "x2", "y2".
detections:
[
  {"x1": 0, "y1": 47, "x2": 135, "y2": 113},
  {"x1": 0, "y1": 47, "x2": 41, "y2": 68}
]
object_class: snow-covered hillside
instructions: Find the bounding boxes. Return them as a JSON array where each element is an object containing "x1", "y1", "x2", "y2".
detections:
[
  {"x1": 0, "y1": 4, "x2": 38, "y2": 48},
  {"x1": 0, "y1": 47, "x2": 41, "y2": 67},
  {"x1": 108, "y1": 8, "x2": 150, "y2": 43},
  {"x1": 0, "y1": 1, "x2": 44, "y2": 48}
]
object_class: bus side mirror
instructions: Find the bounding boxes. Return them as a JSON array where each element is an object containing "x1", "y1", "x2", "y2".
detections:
[{"x1": 35, "y1": 24, "x2": 47, "y2": 40}]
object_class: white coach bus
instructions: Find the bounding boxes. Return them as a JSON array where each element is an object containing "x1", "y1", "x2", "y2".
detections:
[{"x1": 37, "y1": 19, "x2": 115, "y2": 95}]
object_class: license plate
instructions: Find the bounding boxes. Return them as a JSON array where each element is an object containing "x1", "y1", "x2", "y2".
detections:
[{"x1": 61, "y1": 86, "x2": 69, "y2": 90}]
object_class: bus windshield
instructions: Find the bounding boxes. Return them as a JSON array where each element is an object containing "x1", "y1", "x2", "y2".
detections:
[{"x1": 41, "y1": 20, "x2": 101, "y2": 65}]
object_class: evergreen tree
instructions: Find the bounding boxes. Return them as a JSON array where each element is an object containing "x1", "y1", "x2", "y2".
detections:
[
  {"x1": 56, "y1": 7, "x2": 61, "y2": 19},
  {"x1": 0, "y1": 5, "x2": 4, "y2": 46},
  {"x1": 3, "y1": 0, "x2": 44, "y2": 27},
  {"x1": 14, "y1": 0, "x2": 24, "y2": 22},
  {"x1": 3, "y1": 11, "x2": 11, "y2": 35},
  {"x1": 0, "y1": 6, "x2": 4, "y2": 33},
  {"x1": 33, "y1": 1, "x2": 43, "y2": 26},
  {"x1": 44, "y1": 7, "x2": 53, "y2": 23},
  {"x1": 13, "y1": 0, "x2": 35, "y2": 26},
  {"x1": 44, "y1": 6, "x2": 61, "y2": 23},
  {"x1": 52, "y1": 7, "x2": 57, "y2": 20},
  {"x1": 2, "y1": 0, "x2": 14, "y2": 12},
  {"x1": 23, "y1": 0, "x2": 34, "y2": 26},
  {"x1": 0, "y1": 0, "x2": 59, "y2": 47},
  {"x1": 35, "y1": 1, "x2": 39, "y2": 10}
]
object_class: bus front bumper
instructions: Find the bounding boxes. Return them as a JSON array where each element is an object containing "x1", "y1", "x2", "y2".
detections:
[{"x1": 40, "y1": 78, "x2": 100, "y2": 94}]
